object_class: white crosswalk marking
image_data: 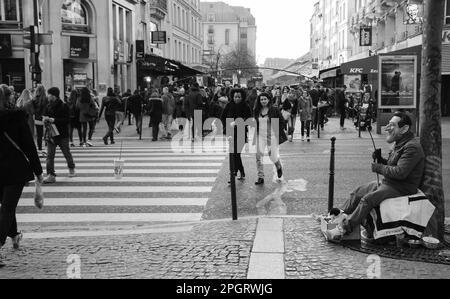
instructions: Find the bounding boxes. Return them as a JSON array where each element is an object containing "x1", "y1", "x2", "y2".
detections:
[{"x1": 18, "y1": 144, "x2": 226, "y2": 226}]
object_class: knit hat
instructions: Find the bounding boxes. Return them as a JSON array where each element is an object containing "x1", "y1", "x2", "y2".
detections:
[{"x1": 47, "y1": 87, "x2": 60, "y2": 98}]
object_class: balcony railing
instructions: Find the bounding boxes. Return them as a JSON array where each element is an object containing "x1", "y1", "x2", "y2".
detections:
[{"x1": 149, "y1": 0, "x2": 167, "y2": 20}]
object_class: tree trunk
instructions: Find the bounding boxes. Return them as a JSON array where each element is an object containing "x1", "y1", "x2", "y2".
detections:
[{"x1": 419, "y1": 0, "x2": 446, "y2": 241}]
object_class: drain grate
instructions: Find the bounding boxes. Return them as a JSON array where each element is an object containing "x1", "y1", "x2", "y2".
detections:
[{"x1": 341, "y1": 238, "x2": 450, "y2": 265}]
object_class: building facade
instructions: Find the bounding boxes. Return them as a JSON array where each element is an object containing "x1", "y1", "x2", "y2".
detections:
[
  {"x1": 163, "y1": 0, "x2": 203, "y2": 67},
  {"x1": 0, "y1": 0, "x2": 204, "y2": 96},
  {"x1": 311, "y1": 0, "x2": 450, "y2": 117},
  {"x1": 199, "y1": 1, "x2": 257, "y2": 71}
]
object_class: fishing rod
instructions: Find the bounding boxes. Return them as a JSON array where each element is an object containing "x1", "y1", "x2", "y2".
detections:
[{"x1": 367, "y1": 126, "x2": 381, "y2": 186}]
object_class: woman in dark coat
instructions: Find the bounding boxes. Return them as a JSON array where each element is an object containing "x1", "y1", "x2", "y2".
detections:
[
  {"x1": 221, "y1": 88, "x2": 252, "y2": 181},
  {"x1": 253, "y1": 92, "x2": 287, "y2": 185},
  {"x1": 99, "y1": 88, "x2": 122, "y2": 145},
  {"x1": 0, "y1": 88, "x2": 43, "y2": 267},
  {"x1": 148, "y1": 90, "x2": 163, "y2": 141},
  {"x1": 67, "y1": 90, "x2": 82, "y2": 147}
]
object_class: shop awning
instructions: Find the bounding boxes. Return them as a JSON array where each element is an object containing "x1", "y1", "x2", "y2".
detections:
[
  {"x1": 319, "y1": 66, "x2": 340, "y2": 79},
  {"x1": 138, "y1": 54, "x2": 204, "y2": 77},
  {"x1": 340, "y1": 55, "x2": 379, "y2": 75}
]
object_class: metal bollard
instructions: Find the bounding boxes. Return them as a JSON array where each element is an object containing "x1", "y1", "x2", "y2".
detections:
[
  {"x1": 229, "y1": 133, "x2": 238, "y2": 221},
  {"x1": 328, "y1": 137, "x2": 336, "y2": 213}
]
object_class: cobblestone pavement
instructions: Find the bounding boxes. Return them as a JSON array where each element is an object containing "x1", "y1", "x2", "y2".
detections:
[
  {"x1": 0, "y1": 220, "x2": 256, "y2": 279},
  {"x1": 284, "y1": 218, "x2": 450, "y2": 279},
  {"x1": 1, "y1": 217, "x2": 449, "y2": 279}
]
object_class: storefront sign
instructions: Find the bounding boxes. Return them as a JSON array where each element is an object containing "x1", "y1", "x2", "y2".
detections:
[
  {"x1": 360, "y1": 27, "x2": 372, "y2": 47},
  {"x1": 73, "y1": 73, "x2": 88, "y2": 82},
  {"x1": 70, "y1": 36, "x2": 89, "y2": 58},
  {"x1": 151, "y1": 31, "x2": 167, "y2": 44},
  {"x1": 341, "y1": 55, "x2": 379, "y2": 75},
  {"x1": 136, "y1": 40, "x2": 145, "y2": 59},
  {"x1": 379, "y1": 55, "x2": 417, "y2": 109},
  {"x1": 0, "y1": 34, "x2": 12, "y2": 57}
]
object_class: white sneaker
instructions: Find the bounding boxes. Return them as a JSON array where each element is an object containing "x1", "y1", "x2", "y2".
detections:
[
  {"x1": 301, "y1": 136, "x2": 305, "y2": 142},
  {"x1": 325, "y1": 226, "x2": 345, "y2": 242},
  {"x1": 43, "y1": 175, "x2": 56, "y2": 184},
  {"x1": 86, "y1": 141, "x2": 93, "y2": 147},
  {"x1": 68, "y1": 169, "x2": 76, "y2": 178},
  {"x1": 12, "y1": 232, "x2": 23, "y2": 250}
]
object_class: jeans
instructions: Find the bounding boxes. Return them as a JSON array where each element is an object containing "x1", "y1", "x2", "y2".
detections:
[
  {"x1": 287, "y1": 115, "x2": 297, "y2": 136},
  {"x1": 340, "y1": 181, "x2": 403, "y2": 232},
  {"x1": 69, "y1": 122, "x2": 82, "y2": 144},
  {"x1": 162, "y1": 114, "x2": 174, "y2": 137},
  {"x1": 80, "y1": 121, "x2": 96, "y2": 143},
  {"x1": 339, "y1": 109, "x2": 346, "y2": 128},
  {"x1": 35, "y1": 125, "x2": 44, "y2": 151},
  {"x1": 115, "y1": 111, "x2": 125, "y2": 131},
  {"x1": 46, "y1": 138, "x2": 76, "y2": 176},
  {"x1": 133, "y1": 113, "x2": 143, "y2": 134},
  {"x1": 0, "y1": 184, "x2": 24, "y2": 247},
  {"x1": 256, "y1": 136, "x2": 281, "y2": 179},
  {"x1": 104, "y1": 114, "x2": 116, "y2": 142},
  {"x1": 301, "y1": 120, "x2": 311, "y2": 138},
  {"x1": 151, "y1": 120, "x2": 161, "y2": 140}
]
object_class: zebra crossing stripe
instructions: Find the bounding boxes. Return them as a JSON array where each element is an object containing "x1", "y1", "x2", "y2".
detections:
[
  {"x1": 40, "y1": 157, "x2": 225, "y2": 162},
  {"x1": 30, "y1": 177, "x2": 216, "y2": 183},
  {"x1": 22, "y1": 186, "x2": 213, "y2": 193},
  {"x1": 49, "y1": 163, "x2": 222, "y2": 167},
  {"x1": 17, "y1": 213, "x2": 203, "y2": 223},
  {"x1": 43, "y1": 169, "x2": 219, "y2": 174},
  {"x1": 50, "y1": 153, "x2": 226, "y2": 157},
  {"x1": 18, "y1": 198, "x2": 209, "y2": 207}
]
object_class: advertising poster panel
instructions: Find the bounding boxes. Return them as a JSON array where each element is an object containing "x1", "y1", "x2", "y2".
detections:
[
  {"x1": 344, "y1": 75, "x2": 362, "y2": 93},
  {"x1": 379, "y1": 55, "x2": 417, "y2": 109}
]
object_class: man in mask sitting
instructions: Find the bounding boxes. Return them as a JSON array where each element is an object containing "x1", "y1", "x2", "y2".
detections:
[{"x1": 326, "y1": 111, "x2": 425, "y2": 241}]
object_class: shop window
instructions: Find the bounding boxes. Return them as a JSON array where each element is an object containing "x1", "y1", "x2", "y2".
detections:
[
  {"x1": 61, "y1": 0, "x2": 89, "y2": 33},
  {"x1": 0, "y1": 0, "x2": 22, "y2": 29}
]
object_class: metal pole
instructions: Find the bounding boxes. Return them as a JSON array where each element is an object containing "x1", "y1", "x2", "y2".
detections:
[
  {"x1": 229, "y1": 131, "x2": 238, "y2": 220},
  {"x1": 317, "y1": 107, "x2": 321, "y2": 138},
  {"x1": 328, "y1": 137, "x2": 336, "y2": 213}
]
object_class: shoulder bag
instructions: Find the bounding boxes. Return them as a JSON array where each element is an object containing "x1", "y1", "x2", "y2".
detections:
[{"x1": 4, "y1": 132, "x2": 44, "y2": 209}]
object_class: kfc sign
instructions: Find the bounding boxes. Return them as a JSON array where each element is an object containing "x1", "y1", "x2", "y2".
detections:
[{"x1": 350, "y1": 68, "x2": 364, "y2": 74}]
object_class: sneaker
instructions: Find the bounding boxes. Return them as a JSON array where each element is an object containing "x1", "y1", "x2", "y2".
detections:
[
  {"x1": 301, "y1": 136, "x2": 305, "y2": 142},
  {"x1": 43, "y1": 174, "x2": 56, "y2": 184},
  {"x1": 277, "y1": 166, "x2": 283, "y2": 179},
  {"x1": 255, "y1": 178, "x2": 265, "y2": 185},
  {"x1": 12, "y1": 232, "x2": 23, "y2": 250},
  {"x1": 82, "y1": 143, "x2": 88, "y2": 148},
  {"x1": 70, "y1": 143, "x2": 76, "y2": 147},
  {"x1": 325, "y1": 226, "x2": 345, "y2": 242},
  {"x1": 68, "y1": 169, "x2": 76, "y2": 178},
  {"x1": 86, "y1": 141, "x2": 93, "y2": 147},
  {"x1": 307, "y1": 138, "x2": 311, "y2": 143},
  {"x1": 110, "y1": 141, "x2": 116, "y2": 145},
  {"x1": 103, "y1": 137, "x2": 108, "y2": 145}
]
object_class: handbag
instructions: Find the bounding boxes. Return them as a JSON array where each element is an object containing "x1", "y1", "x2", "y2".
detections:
[
  {"x1": 4, "y1": 132, "x2": 44, "y2": 209},
  {"x1": 88, "y1": 101, "x2": 100, "y2": 117},
  {"x1": 281, "y1": 109, "x2": 291, "y2": 121}
]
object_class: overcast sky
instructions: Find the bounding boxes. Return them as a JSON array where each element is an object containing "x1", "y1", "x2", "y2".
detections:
[{"x1": 201, "y1": 0, "x2": 317, "y2": 64}]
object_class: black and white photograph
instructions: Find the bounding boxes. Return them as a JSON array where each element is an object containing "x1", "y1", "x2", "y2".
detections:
[{"x1": 0, "y1": 0, "x2": 450, "y2": 285}]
